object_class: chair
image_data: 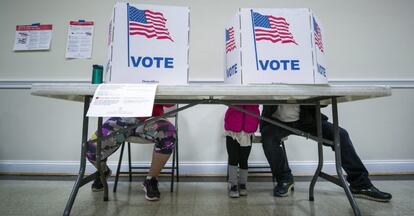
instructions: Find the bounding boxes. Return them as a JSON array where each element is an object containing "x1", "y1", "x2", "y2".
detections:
[{"x1": 113, "y1": 115, "x2": 179, "y2": 193}]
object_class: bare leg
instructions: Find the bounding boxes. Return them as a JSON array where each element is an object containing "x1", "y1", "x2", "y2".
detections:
[{"x1": 148, "y1": 151, "x2": 171, "y2": 177}]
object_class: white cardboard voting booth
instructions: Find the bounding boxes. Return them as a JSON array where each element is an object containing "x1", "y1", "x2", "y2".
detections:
[
  {"x1": 105, "y1": 3, "x2": 189, "y2": 84},
  {"x1": 225, "y1": 8, "x2": 328, "y2": 84}
]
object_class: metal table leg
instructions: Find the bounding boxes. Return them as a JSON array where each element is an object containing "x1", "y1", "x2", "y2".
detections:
[
  {"x1": 332, "y1": 97, "x2": 361, "y2": 216},
  {"x1": 309, "y1": 103, "x2": 323, "y2": 201},
  {"x1": 63, "y1": 96, "x2": 91, "y2": 216}
]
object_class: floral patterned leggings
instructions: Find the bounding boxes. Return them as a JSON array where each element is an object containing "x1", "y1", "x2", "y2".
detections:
[{"x1": 86, "y1": 117, "x2": 176, "y2": 165}]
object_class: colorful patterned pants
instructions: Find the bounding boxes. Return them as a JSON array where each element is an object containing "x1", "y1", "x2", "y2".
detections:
[{"x1": 86, "y1": 117, "x2": 176, "y2": 165}]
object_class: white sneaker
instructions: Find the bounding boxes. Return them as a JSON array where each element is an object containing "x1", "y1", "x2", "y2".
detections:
[
  {"x1": 239, "y1": 184, "x2": 248, "y2": 196},
  {"x1": 229, "y1": 185, "x2": 240, "y2": 198}
]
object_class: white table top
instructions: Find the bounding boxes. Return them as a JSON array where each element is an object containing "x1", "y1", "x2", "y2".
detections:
[{"x1": 31, "y1": 83, "x2": 391, "y2": 105}]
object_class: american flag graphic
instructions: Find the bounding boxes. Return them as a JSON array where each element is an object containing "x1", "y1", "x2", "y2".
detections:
[
  {"x1": 252, "y1": 11, "x2": 297, "y2": 45},
  {"x1": 313, "y1": 18, "x2": 324, "y2": 53},
  {"x1": 128, "y1": 5, "x2": 174, "y2": 42},
  {"x1": 225, "y1": 27, "x2": 236, "y2": 53}
]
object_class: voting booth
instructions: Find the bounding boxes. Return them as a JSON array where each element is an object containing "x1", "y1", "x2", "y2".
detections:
[
  {"x1": 105, "y1": 2, "x2": 190, "y2": 84},
  {"x1": 225, "y1": 8, "x2": 328, "y2": 84}
]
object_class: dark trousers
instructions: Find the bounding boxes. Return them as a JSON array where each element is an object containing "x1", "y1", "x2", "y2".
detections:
[
  {"x1": 226, "y1": 136, "x2": 252, "y2": 169},
  {"x1": 261, "y1": 120, "x2": 372, "y2": 189}
]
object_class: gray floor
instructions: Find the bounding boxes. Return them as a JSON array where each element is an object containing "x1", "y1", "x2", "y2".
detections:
[{"x1": 0, "y1": 179, "x2": 413, "y2": 216}]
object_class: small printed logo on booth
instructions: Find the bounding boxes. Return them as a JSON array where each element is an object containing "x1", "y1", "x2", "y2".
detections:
[
  {"x1": 226, "y1": 27, "x2": 236, "y2": 53},
  {"x1": 252, "y1": 11, "x2": 298, "y2": 45},
  {"x1": 128, "y1": 5, "x2": 174, "y2": 42}
]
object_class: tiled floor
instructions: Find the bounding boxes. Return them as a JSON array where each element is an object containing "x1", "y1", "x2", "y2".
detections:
[{"x1": 0, "y1": 178, "x2": 412, "y2": 216}]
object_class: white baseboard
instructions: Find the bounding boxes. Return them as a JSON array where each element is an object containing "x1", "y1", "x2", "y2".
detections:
[{"x1": 0, "y1": 160, "x2": 413, "y2": 175}]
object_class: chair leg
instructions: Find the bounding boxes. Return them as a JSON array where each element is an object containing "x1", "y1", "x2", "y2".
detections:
[
  {"x1": 171, "y1": 146, "x2": 176, "y2": 192},
  {"x1": 128, "y1": 142, "x2": 132, "y2": 182},
  {"x1": 175, "y1": 140, "x2": 179, "y2": 183},
  {"x1": 113, "y1": 142, "x2": 125, "y2": 192}
]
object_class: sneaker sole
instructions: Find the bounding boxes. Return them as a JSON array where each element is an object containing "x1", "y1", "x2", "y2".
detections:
[
  {"x1": 91, "y1": 188, "x2": 104, "y2": 192},
  {"x1": 352, "y1": 193, "x2": 391, "y2": 202},
  {"x1": 141, "y1": 183, "x2": 160, "y2": 201},
  {"x1": 274, "y1": 184, "x2": 295, "y2": 197},
  {"x1": 239, "y1": 191, "x2": 248, "y2": 196},
  {"x1": 229, "y1": 194, "x2": 240, "y2": 198}
]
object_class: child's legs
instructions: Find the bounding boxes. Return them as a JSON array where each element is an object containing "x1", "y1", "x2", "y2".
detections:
[
  {"x1": 226, "y1": 136, "x2": 252, "y2": 168},
  {"x1": 226, "y1": 136, "x2": 252, "y2": 185},
  {"x1": 86, "y1": 117, "x2": 137, "y2": 170},
  {"x1": 226, "y1": 136, "x2": 240, "y2": 166},
  {"x1": 238, "y1": 145, "x2": 251, "y2": 185},
  {"x1": 226, "y1": 136, "x2": 240, "y2": 186},
  {"x1": 138, "y1": 119, "x2": 177, "y2": 177},
  {"x1": 238, "y1": 145, "x2": 252, "y2": 169}
]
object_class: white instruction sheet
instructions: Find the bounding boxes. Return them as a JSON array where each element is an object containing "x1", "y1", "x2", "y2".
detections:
[
  {"x1": 13, "y1": 24, "x2": 53, "y2": 51},
  {"x1": 65, "y1": 21, "x2": 94, "y2": 59},
  {"x1": 86, "y1": 84, "x2": 157, "y2": 117}
]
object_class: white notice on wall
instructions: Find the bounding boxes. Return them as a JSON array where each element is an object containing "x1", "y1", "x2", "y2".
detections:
[
  {"x1": 13, "y1": 24, "x2": 53, "y2": 51},
  {"x1": 86, "y1": 84, "x2": 157, "y2": 117},
  {"x1": 65, "y1": 21, "x2": 94, "y2": 59}
]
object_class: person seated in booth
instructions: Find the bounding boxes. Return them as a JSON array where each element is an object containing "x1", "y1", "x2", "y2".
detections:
[
  {"x1": 260, "y1": 104, "x2": 392, "y2": 202},
  {"x1": 224, "y1": 105, "x2": 260, "y2": 198},
  {"x1": 86, "y1": 104, "x2": 176, "y2": 201}
]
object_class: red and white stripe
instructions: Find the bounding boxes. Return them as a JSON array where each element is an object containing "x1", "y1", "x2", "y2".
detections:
[
  {"x1": 129, "y1": 9, "x2": 173, "y2": 42},
  {"x1": 226, "y1": 27, "x2": 236, "y2": 53},
  {"x1": 314, "y1": 25, "x2": 324, "y2": 52},
  {"x1": 255, "y1": 16, "x2": 297, "y2": 45}
]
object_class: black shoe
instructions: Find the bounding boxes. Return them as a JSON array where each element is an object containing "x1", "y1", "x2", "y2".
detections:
[
  {"x1": 142, "y1": 177, "x2": 161, "y2": 201},
  {"x1": 91, "y1": 168, "x2": 112, "y2": 192},
  {"x1": 273, "y1": 180, "x2": 294, "y2": 197},
  {"x1": 351, "y1": 185, "x2": 392, "y2": 202}
]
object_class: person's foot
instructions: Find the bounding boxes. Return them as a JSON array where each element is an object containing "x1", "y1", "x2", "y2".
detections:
[
  {"x1": 91, "y1": 168, "x2": 112, "y2": 192},
  {"x1": 351, "y1": 185, "x2": 392, "y2": 202},
  {"x1": 142, "y1": 177, "x2": 161, "y2": 201},
  {"x1": 229, "y1": 185, "x2": 240, "y2": 198},
  {"x1": 239, "y1": 184, "x2": 248, "y2": 196},
  {"x1": 273, "y1": 180, "x2": 294, "y2": 197}
]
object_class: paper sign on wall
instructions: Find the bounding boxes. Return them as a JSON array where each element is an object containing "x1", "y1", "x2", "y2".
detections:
[
  {"x1": 65, "y1": 21, "x2": 94, "y2": 59},
  {"x1": 13, "y1": 24, "x2": 53, "y2": 51}
]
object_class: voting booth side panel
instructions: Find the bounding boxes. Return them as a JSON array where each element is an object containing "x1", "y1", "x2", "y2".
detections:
[
  {"x1": 105, "y1": 6, "x2": 115, "y2": 83},
  {"x1": 239, "y1": 8, "x2": 324, "y2": 84},
  {"x1": 224, "y1": 11, "x2": 242, "y2": 84},
  {"x1": 105, "y1": 2, "x2": 189, "y2": 84},
  {"x1": 310, "y1": 11, "x2": 329, "y2": 84}
]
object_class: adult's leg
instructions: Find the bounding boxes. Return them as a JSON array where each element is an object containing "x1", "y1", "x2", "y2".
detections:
[
  {"x1": 261, "y1": 124, "x2": 293, "y2": 182},
  {"x1": 86, "y1": 117, "x2": 137, "y2": 170},
  {"x1": 140, "y1": 119, "x2": 176, "y2": 201},
  {"x1": 139, "y1": 119, "x2": 177, "y2": 178},
  {"x1": 318, "y1": 121, "x2": 372, "y2": 188}
]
